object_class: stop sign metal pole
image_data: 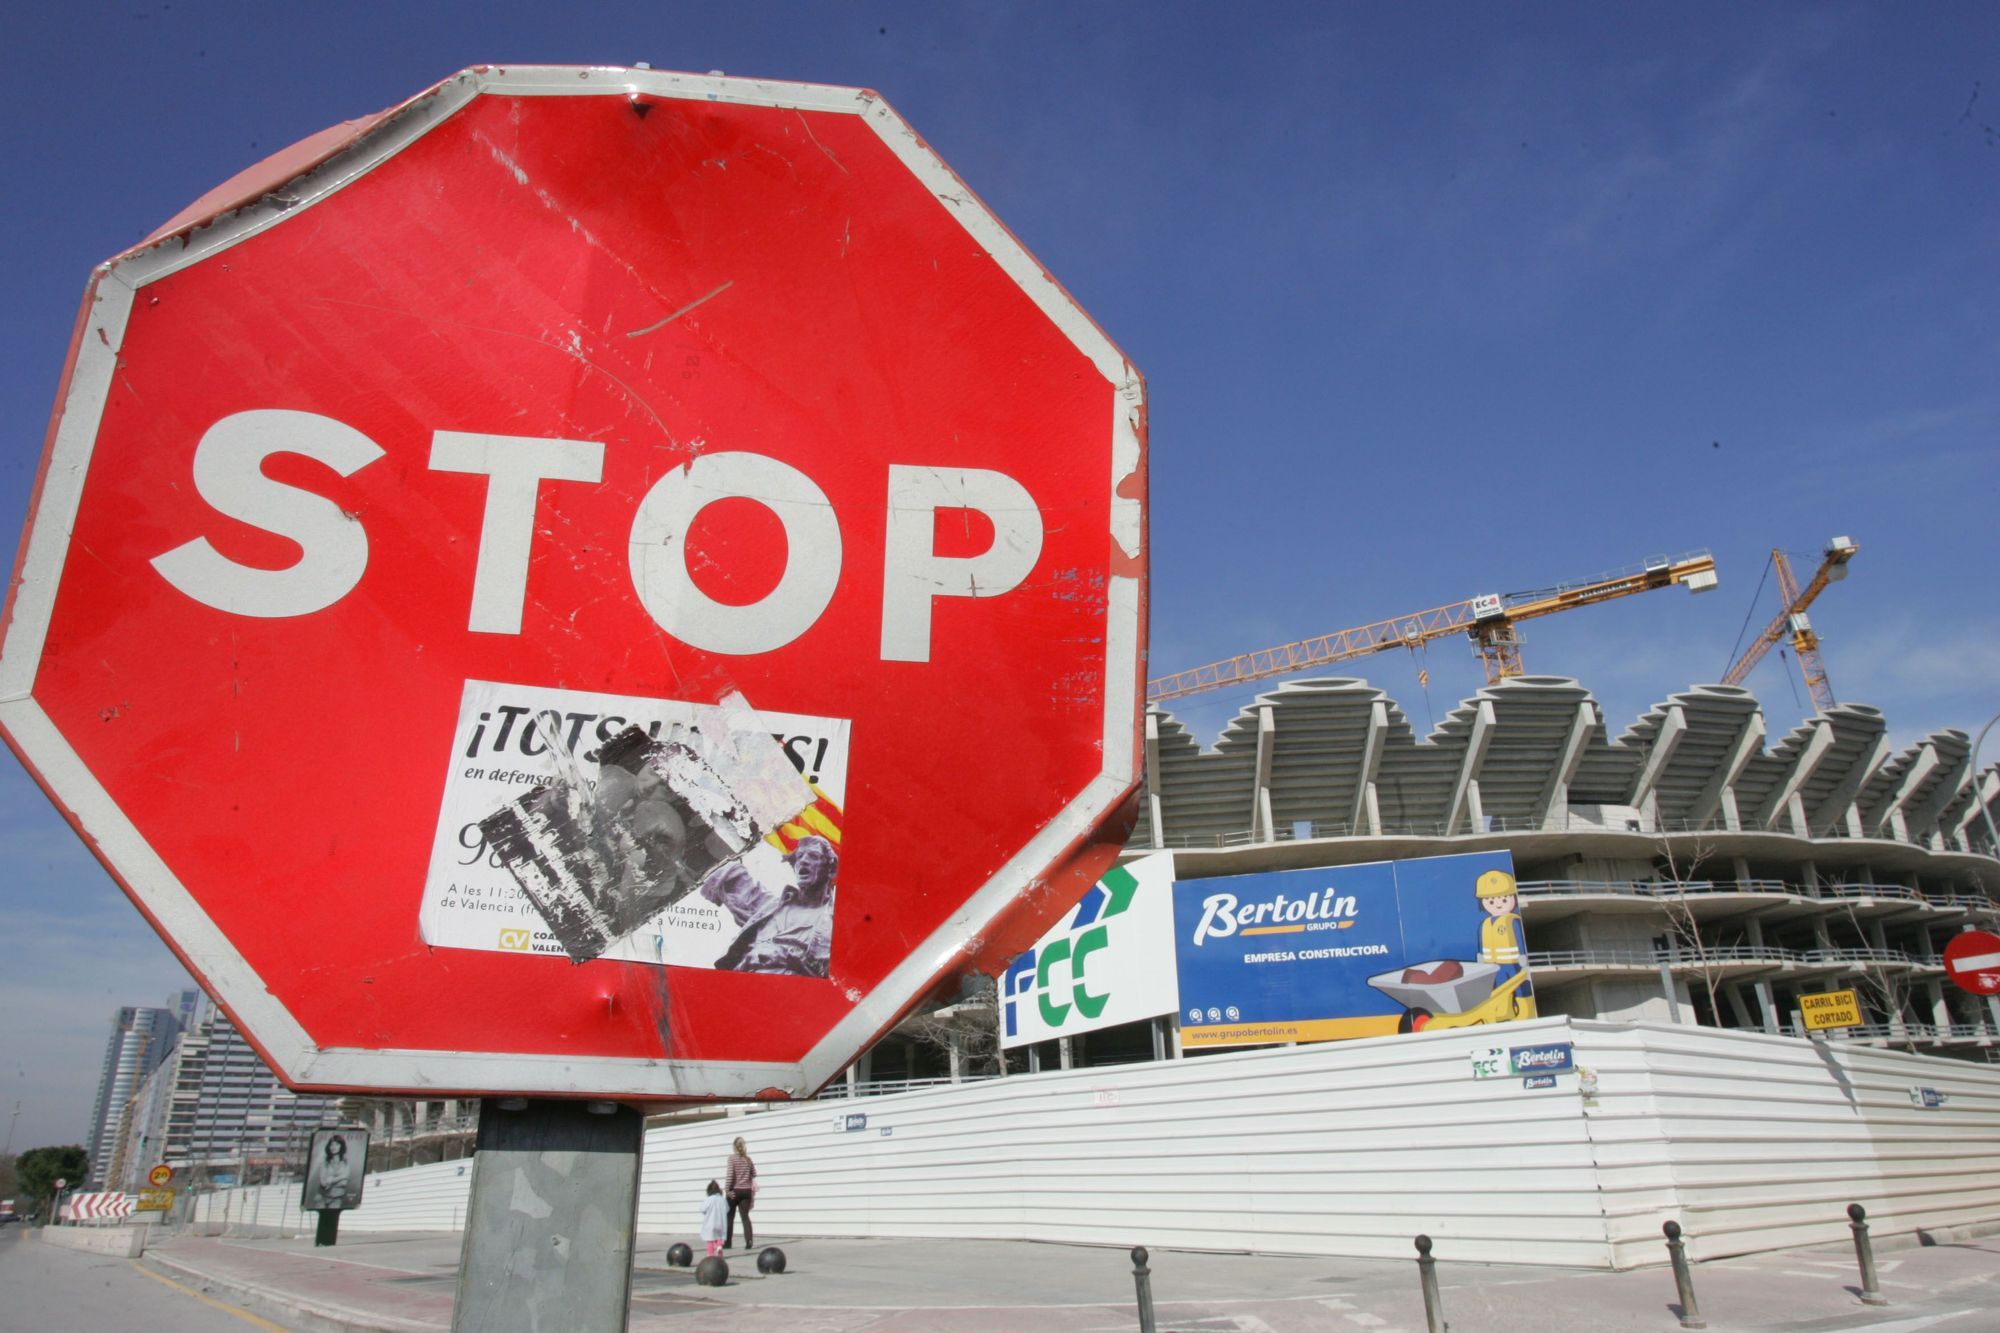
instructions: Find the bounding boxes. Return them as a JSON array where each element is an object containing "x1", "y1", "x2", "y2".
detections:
[{"x1": 453, "y1": 1100, "x2": 645, "y2": 1332}]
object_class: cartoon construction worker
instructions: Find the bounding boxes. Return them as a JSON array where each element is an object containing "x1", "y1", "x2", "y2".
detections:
[{"x1": 1475, "y1": 869, "x2": 1536, "y2": 1018}]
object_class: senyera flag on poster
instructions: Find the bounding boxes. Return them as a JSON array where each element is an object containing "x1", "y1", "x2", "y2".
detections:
[{"x1": 0, "y1": 66, "x2": 1146, "y2": 1103}]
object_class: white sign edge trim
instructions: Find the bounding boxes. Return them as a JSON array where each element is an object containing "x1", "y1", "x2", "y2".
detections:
[
  {"x1": 121, "y1": 68, "x2": 882, "y2": 287},
  {"x1": 0, "y1": 275, "x2": 136, "y2": 702},
  {"x1": 0, "y1": 694, "x2": 806, "y2": 1098},
  {"x1": 0, "y1": 69, "x2": 1143, "y2": 1100},
  {"x1": 797, "y1": 573, "x2": 1141, "y2": 1092},
  {"x1": 117, "y1": 83, "x2": 478, "y2": 289},
  {"x1": 0, "y1": 695, "x2": 315, "y2": 1069},
  {"x1": 459, "y1": 67, "x2": 1135, "y2": 389}
]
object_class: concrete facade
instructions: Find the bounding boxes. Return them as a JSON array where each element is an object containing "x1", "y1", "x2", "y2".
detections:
[
  {"x1": 108, "y1": 996, "x2": 340, "y2": 1190},
  {"x1": 83, "y1": 1005, "x2": 181, "y2": 1188}
]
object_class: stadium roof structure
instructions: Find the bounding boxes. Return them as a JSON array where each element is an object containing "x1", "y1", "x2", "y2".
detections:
[{"x1": 1137, "y1": 676, "x2": 1998, "y2": 887}]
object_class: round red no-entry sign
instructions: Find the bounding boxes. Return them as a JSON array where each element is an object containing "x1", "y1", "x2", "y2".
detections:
[
  {"x1": 1944, "y1": 929, "x2": 2000, "y2": 997},
  {"x1": 0, "y1": 67, "x2": 1146, "y2": 1101}
]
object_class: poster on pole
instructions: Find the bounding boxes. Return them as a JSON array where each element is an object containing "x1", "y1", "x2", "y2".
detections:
[
  {"x1": 1000, "y1": 852, "x2": 1178, "y2": 1048},
  {"x1": 300, "y1": 1128, "x2": 371, "y2": 1212},
  {"x1": 1172, "y1": 850, "x2": 1533, "y2": 1049}
]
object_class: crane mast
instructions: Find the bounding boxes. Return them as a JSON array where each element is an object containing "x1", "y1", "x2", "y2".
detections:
[
  {"x1": 1720, "y1": 537, "x2": 1857, "y2": 712},
  {"x1": 1148, "y1": 550, "x2": 1719, "y2": 704}
]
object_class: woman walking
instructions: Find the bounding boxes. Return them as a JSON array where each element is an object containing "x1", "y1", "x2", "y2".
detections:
[{"x1": 723, "y1": 1136, "x2": 757, "y2": 1249}]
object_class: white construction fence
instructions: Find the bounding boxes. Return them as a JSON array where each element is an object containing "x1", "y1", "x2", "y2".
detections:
[{"x1": 187, "y1": 1018, "x2": 2000, "y2": 1268}]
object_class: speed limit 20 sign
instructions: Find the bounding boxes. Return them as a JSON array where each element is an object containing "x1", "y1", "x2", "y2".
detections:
[{"x1": 0, "y1": 67, "x2": 1146, "y2": 1101}]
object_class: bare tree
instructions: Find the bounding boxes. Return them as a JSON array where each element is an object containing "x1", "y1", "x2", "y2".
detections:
[
  {"x1": 1837, "y1": 903, "x2": 1918, "y2": 1047},
  {"x1": 1655, "y1": 833, "x2": 1729, "y2": 1025},
  {"x1": 896, "y1": 975, "x2": 1003, "y2": 1081}
]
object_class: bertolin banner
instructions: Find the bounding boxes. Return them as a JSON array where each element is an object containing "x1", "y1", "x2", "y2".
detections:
[
  {"x1": 1172, "y1": 850, "x2": 1533, "y2": 1049},
  {"x1": 1000, "y1": 852, "x2": 1178, "y2": 1049}
]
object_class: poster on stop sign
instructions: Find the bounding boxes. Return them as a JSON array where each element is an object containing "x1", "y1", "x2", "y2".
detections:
[
  {"x1": 423, "y1": 679, "x2": 850, "y2": 973},
  {"x1": 0, "y1": 66, "x2": 1146, "y2": 1102}
]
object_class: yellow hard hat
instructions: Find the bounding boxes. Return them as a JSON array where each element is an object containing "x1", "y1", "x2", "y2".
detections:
[{"x1": 1475, "y1": 869, "x2": 1517, "y2": 900}]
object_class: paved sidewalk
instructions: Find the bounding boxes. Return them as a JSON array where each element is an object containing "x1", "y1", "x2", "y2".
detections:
[{"x1": 140, "y1": 1229, "x2": 2000, "y2": 1332}]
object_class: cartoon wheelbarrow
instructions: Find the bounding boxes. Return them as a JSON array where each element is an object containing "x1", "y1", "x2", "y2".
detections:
[{"x1": 1367, "y1": 959, "x2": 1532, "y2": 1033}]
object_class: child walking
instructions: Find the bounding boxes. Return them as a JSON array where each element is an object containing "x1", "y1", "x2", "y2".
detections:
[{"x1": 700, "y1": 1180, "x2": 727, "y2": 1258}]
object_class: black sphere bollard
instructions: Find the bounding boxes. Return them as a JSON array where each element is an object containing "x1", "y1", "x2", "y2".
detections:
[
  {"x1": 1663, "y1": 1221, "x2": 1706, "y2": 1330},
  {"x1": 1131, "y1": 1246, "x2": 1157, "y2": 1333},
  {"x1": 1414, "y1": 1235, "x2": 1446, "y2": 1333},
  {"x1": 757, "y1": 1245, "x2": 787, "y2": 1274},
  {"x1": 665, "y1": 1242, "x2": 693, "y2": 1268},
  {"x1": 1847, "y1": 1204, "x2": 1888, "y2": 1307},
  {"x1": 695, "y1": 1254, "x2": 729, "y2": 1287}
]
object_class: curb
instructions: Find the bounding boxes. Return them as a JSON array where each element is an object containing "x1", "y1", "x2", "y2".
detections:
[
  {"x1": 1880, "y1": 1217, "x2": 2000, "y2": 1253},
  {"x1": 145, "y1": 1248, "x2": 446, "y2": 1333}
]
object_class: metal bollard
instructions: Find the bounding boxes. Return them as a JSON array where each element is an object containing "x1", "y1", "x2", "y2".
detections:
[
  {"x1": 1414, "y1": 1234, "x2": 1447, "y2": 1333},
  {"x1": 1663, "y1": 1220, "x2": 1706, "y2": 1330},
  {"x1": 1847, "y1": 1204, "x2": 1889, "y2": 1306},
  {"x1": 1131, "y1": 1246, "x2": 1157, "y2": 1333}
]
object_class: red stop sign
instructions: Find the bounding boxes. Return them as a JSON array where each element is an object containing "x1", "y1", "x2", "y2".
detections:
[
  {"x1": 1944, "y1": 930, "x2": 2000, "y2": 997},
  {"x1": 0, "y1": 68, "x2": 1146, "y2": 1101}
]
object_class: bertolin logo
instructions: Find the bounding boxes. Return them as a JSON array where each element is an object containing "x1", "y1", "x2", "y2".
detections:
[
  {"x1": 1509, "y1": 1042, "x2": 1573, "y2": 1073},
  {"x1": 1190, "y1": 886, "x2": 1358, "y2": 945},
  {"x1": 1002, "y1": 864, "x2": 1139, "y2": 1037}
]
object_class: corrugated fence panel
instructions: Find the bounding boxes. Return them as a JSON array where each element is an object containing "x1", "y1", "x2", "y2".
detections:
[
  {"x1": 187, "y1": 1157, "x2": 474, "y2": 1234},
  {"x1": 172, "y1": 1020, "x2": 1998, "y2": 1268},
  {"x1": 190, "y1": 1180, "x2": 302, "y2": 1233},
  {"x1": 343, "y1": 1158, "x2": 476, "y2": 1232},
  {"x1": 638, "y1": 1017, "x2": 1615, "y2": 1267},
  {"x1": 1571, "y1": 1021, "x2": 2000, "y2": 1267}
]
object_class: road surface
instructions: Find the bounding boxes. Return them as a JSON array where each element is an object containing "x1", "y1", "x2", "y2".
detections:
[{"x1": 0, "y1": 1226, "x2": 286, "y2": 1331}]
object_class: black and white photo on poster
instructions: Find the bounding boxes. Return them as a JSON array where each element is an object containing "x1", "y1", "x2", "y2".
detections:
[
  {"x1": 703, "y1": 824, "x2": 839, "y2": 977},
  {"x1": 423, "y1": 681, "x2": 850, "y2": 972},
  {"x1": 300, "y1": 1128, "x2": 368, "y2": 1212},
  {"x1": 480, "y1": 713, "x2": 809, "y2": 962}
]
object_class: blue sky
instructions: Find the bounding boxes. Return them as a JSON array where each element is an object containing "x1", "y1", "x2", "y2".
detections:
[{"x1": 3, "y1": 3, "x2": 1997, "y2": 1148}]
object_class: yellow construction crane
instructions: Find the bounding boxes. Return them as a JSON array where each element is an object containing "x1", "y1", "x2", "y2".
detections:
[
  {"x1": 1720, "y1": 537, "x2": 1857, "y2": 712},
  {"x1": 1148, "y1": 550, "x2": 1720, "y2": 704}
]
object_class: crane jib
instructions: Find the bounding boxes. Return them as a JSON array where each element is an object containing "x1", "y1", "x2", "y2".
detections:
[{"x1": 1147, "y1": 550, "x2": 1722, "y2": 703}]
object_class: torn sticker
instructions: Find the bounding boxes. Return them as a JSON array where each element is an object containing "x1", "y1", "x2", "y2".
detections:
[
  {"x1": 479, "y1": 719, "x2": 776, "y2": 962},
  {"x1": 422, "y1": 681, "x2": 849, "y2": 971}
]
